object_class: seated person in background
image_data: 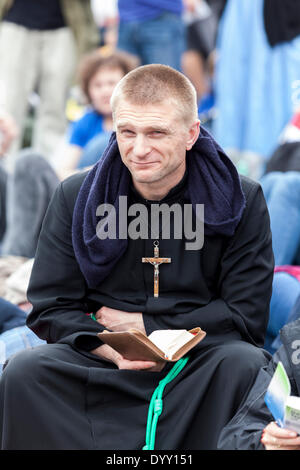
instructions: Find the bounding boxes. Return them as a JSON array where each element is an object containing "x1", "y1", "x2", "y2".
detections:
[
  {"x1": 0, "y1": 150, "x2": 60, "y2": 258},
  {"x1": 57, "y1": 49, "x2": 138, "y2": 179},
  {"x1": 265, "y1": 270, "x2": 300, "y2": 354},
  {"x1": 0, "y1": 113, "x2": 17, "y2": 244},
  {"x1": 259, "y1": 171, "x2": 300, "y2": 353},
  {"x1": 218, "y1": 317, "x2": 300, "y2": 450},
  {"x1": 0, "y1": 115, "x2": 59, "y2": 260},
  {"x1": 0, "y1": 64, "x2": 273, "y2": 450},
  {"x1": 258, "y1": 113, "x2": 300, "y2": 354},
  {"x1": 260, "y1": 171, "x2": 300, "y2": 267},
  {"x1": 270, "y1": 289, "x2": 300, "y2": 353},
  {"x1": 0, "y1": 259, "x2": 45, "y2": 373}
]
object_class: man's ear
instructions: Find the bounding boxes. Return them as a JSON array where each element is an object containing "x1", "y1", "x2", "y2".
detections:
[{"x1": 186, "y1": 120, "x2": 200, "y2": 150}]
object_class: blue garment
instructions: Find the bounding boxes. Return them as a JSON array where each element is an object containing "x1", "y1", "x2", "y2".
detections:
[
  {"x1": 0, "y1": 325, "x2": 45, "y2": 375},
  {"x1": 264, "y1": 272, "x2": 300, "y2": 354},
  {"x1": 272, "y1": 292, "x2": 300, "y2": 352},
  {"x1": 118, "y1": 0, "x2": 182, "y2": 23},
  {"x1": 117, "y1": 12, "x2": 185, "y2": 71},
  {"x1": 77, "y1": 132, "x2": 111, "y2": 169},
  {"x1": 212, "y1": 0, "x2": 300, "y2": 159},
  {"x1": 69, "y1": 110, "x2": 104, "y2": 150},
  {"x1": 260, "y1": 171, "x2": 300, "y2": 265},
  {"x1": 0, "y1": 297, "x2": 27, "y2": 334}
]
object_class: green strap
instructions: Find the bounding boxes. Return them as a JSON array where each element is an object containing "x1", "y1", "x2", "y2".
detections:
[{"x1": 142, "y1": 356, "x2": 190, "y2": 450}]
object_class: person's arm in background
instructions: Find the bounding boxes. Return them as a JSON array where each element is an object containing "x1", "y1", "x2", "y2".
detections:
[
  {"x1": 54, "y1": 113, "x2": 89, "y2": 180},
  {"x1": 0, "y1": 113, "x2": 18, "y2": 157},
  {"x1": 182, "y1": 0, "x2": 199, "y2": 12},
  {"x1": 56, "y1": 144, "x2": 83, "y2": 180}
]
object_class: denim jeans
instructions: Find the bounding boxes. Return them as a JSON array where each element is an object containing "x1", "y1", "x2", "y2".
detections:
[
  {"x1": 117, "y1": 12, "x2": 185, "y2": 71},
  {"x1": 264, "y1": 272, "x2": 300, "y2": 354},
  {"x1": 260, "y1": 171, "x2": 300, "y2": 265},
  {"x1": 0, "y1": 297, "x2": 27, "y2": 334},
  {"x1": 0, "y1": 325, "x2": 45, "y2": 374}
]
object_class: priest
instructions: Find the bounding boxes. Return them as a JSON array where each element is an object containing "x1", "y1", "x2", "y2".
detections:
[{"x1": 0, "y1": 64, "x2": 274, "y2": 450}]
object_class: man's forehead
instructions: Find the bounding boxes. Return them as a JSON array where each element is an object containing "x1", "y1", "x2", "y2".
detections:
[{"x1": 114, "y1": 99, "x2": 180, "y2": 127}]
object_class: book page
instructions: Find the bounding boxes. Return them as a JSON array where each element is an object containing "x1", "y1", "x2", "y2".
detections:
[
  {"x1": 148, "y1": 330, "x2": 194, "y2": 359},
  {"x1": 286, "y1": 396, "x2": 300, "y2": 410},
  {"x1": 285, "y1": 396, "x2": 300, "y2": 434}
]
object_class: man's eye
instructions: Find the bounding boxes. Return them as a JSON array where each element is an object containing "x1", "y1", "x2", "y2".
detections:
[
  {"x1": 150, "y1": 131, "x2": 163, "y2": 136},
  {"x1": 122, "y1": 130, "x2": 134, "y2": 136}
]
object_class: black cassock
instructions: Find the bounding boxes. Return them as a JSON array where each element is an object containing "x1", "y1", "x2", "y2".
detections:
[{"x1": 0, "y1": 171, "x2": 274, "y2": 450}]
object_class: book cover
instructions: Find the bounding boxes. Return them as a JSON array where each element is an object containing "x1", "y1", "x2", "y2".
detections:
[{"x1": 97, "y1": 327, "x2": 206, "y2": 362}]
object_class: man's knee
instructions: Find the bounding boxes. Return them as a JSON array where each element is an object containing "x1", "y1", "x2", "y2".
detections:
[
  {"x1": 14, "y1": 151, "x2": 52, "y2": 177},
  {"x1": 218, "y1": 341, "x2": 271, "y2": 376},
  {"x1": 2, "y1": 346, "x2": 46, "y2": 386}
]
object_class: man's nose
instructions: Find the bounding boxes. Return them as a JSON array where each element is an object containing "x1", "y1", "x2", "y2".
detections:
[{"x1": 132, "y1": 135, "x2": 150, "y2": 158}]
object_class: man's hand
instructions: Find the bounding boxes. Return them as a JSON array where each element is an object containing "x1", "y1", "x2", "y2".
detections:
[
  {"x1": 91, "y1": 343, "x2": 166, "y2": 372},
  {"x1": 261, "y1": 421, "x2": 300, "y2": 450},
  {"x1": 94, "y1": 306, "x2": 146, "y2": 334},
  {"x1": 91, "y1": 306, "x2": 166, "y2": 371}
]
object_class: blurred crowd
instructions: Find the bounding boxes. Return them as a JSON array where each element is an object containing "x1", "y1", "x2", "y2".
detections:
[{"x1": 0, "y1": 0, "x2": 300, "y2": 372}]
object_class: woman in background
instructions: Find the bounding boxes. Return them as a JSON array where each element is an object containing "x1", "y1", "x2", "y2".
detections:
[{"x1": 57, "y1": 49, "x2": 138, "y2": 178}]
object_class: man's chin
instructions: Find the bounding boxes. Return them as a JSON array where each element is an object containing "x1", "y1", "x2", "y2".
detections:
[{"x1": 131, "y1": 172, "x2": 163, "y2": 185}]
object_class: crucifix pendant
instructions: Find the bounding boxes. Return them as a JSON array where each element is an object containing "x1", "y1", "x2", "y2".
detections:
[{"x1": 142, "y1": 241, "x2": 171, "y2": 298}]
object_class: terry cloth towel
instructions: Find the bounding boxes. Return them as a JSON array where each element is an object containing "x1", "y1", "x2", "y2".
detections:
[{"x1": 72, "y1": 127, "x2": 246, "y2": 289}]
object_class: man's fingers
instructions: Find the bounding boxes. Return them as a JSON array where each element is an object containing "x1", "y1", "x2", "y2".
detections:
[{"x1": 118, "y1": 359, "x2": 158, "y2": 370}]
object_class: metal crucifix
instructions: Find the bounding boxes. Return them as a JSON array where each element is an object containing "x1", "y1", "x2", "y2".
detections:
[{"x1": 142, "y1": 240, "x2": 171, "y2": 298}]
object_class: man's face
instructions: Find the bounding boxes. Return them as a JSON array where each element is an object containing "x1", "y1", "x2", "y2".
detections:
[{"x1": 115, "y1": 99, "x2": 199, "y2": 195}]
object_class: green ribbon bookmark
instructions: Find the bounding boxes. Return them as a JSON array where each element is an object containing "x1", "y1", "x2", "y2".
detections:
[{"x1": 143, "y1": 356, "x2": 190, "y2": 451}]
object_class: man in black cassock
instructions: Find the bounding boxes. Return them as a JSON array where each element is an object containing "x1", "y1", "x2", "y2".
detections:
[{"x1": 0, "y1": 64, "x2": 274, "y2": 450}]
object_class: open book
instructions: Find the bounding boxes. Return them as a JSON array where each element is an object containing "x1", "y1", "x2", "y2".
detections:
[
  {"x1": 98, "y1": 327, "x2": 206, "y2": 362},
  {"x1": 265, "y1": 361, "x2": 300, "y2": 434}
]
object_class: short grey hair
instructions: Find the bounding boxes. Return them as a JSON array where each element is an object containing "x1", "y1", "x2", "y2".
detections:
[{"x1": 111, "y1": 64, "x2": 199, "y2": 126}]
